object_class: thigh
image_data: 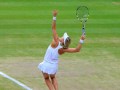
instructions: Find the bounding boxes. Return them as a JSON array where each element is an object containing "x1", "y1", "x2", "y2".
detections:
[
  {"x1": 50, "y1": 74, "x2": 56, "y2": 79},
  {"x1": 42, "y1": 72, "x2": 50, "y2": 79}
]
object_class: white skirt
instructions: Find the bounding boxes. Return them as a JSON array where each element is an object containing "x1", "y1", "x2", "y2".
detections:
[{"x1": 38, "y1": 60, "x2": 58, "y2": 74}]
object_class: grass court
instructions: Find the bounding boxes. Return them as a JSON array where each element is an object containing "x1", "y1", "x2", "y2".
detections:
[{"x1": 0, "y1": 0, "x2": 120, "y2": 90}]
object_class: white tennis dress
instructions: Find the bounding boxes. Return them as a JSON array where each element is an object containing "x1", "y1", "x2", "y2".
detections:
[{"x1": 38, "y1": 42, "x2": 63, "y2": 74}]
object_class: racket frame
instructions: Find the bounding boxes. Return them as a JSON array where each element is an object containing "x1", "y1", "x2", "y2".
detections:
[{"x1": 76, "y1": 6, "x2": 89, "y2": 35}]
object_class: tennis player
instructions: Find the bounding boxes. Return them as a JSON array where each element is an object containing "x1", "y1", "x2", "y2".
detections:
[{"x1": 38, "y1": 10, "x2": 85, "y2": 90}]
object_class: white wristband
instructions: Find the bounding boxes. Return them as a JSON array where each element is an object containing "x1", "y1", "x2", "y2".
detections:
[
  {"x1": 53, "y1": 16, "x2": 56, "y2": 20},
  {"x1": 79, "y1": 39, "x2": 84, "y2": 44}
]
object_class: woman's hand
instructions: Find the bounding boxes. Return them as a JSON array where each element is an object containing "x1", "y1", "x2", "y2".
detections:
[
  {"x1": 53, "y1": 10, "x2": 58, "y2": 17},
  {"x1": 80, "y1": 34, "x2": 85, "y2": 40}
]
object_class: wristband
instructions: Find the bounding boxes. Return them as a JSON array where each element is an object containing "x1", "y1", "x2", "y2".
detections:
[
  {"x1": 79, "y1": 39, "x2": 84, "y2": 44},
  {"x1": 53, "y1": 16, "x2": 56, "y2": 20}
]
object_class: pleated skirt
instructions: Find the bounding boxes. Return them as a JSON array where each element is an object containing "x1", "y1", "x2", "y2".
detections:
[{"x1": 38, "y1": 60, "x2": 58, "y2": 74}]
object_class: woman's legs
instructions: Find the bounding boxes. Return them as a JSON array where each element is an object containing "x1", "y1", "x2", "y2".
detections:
[
  {"x1": 50, "y1": 74, "x2": 58, "y2": 90},
  {"x1": 42, "y1": 72, "x2": 54, "y2": 90}
]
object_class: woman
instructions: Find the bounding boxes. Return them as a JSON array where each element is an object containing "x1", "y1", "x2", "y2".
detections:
[{"x1": 38, "y1": 10, "x2": 85, "y2": 90}]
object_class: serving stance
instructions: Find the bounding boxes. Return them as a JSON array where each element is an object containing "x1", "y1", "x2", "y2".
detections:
[{"x1": 38, "y1": 10, "x2": 85, "y2": 90}]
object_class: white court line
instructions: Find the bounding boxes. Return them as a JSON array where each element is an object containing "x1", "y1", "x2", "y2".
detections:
[{"x1": 0, "y1": 71, "x2": 32, "y2": 90}]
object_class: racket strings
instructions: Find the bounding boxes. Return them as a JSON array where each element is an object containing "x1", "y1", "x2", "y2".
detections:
[{"x1": 76, "y1": 6, "x2": 89, "y2": 20}]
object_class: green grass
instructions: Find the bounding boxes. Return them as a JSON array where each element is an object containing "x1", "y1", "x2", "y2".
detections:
[
  {"x1": 0, "y1": 0, "x2": 120, "y2": 90},
  {"x1": 0, "y1": 75, "x2": 24, "y2": 90}
]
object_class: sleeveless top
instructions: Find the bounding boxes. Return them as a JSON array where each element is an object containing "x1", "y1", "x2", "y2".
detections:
[{"x1": 44, "y1": 42, "x2": 63, "y2": 64}]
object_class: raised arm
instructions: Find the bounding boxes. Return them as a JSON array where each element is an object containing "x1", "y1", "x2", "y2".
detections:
[
  {"x1": 52, "y1": 10, "x2": 59, "y2": 44},
  {"x1": 63, "y1": 34, "x2": 85, "y2": 53}
]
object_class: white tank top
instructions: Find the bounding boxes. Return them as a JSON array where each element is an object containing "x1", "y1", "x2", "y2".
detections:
[{"x1": 44, "y1": 42, "x2": 63, "y2": 64}]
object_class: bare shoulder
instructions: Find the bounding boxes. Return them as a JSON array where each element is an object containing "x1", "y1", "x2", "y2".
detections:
[
  {"x1": 51, "y1": 39, "x2": 59, "y2": 48},
  {"x1": 58, "y1": 48, "x2": 64, "y2": 55}
]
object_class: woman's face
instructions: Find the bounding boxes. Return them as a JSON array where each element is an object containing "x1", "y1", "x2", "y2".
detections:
[
  {"x1": 59, "y1": 37, "x2": 71, "y2": 48},
  {"x1": 59, "y1": 37, "x2": 64, "y2": 45}
]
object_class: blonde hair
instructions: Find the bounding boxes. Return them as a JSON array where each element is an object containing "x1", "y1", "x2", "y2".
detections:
[{"x1": 63, "y1": 37, "x2": 71, "y2": 49}]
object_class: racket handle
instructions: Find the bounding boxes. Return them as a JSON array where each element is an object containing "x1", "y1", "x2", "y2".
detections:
[
  {"x1": 82, "y1": 31, "x2": 85, "y2": 35},
  {"x1": 82, "y1": 25, "x2": 86, "y2": 35}
]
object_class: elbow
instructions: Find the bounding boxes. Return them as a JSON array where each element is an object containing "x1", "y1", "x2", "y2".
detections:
[{"x1": 75, "y1": 49, "x2": 80, "y2": 52}]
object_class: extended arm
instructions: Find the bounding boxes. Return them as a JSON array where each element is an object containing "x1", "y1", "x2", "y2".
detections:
[{"x1": 52, "y1": 10, "x2": 59, "y2": 44}]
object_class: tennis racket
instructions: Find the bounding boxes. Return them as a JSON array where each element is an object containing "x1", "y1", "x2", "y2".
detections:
[{"x1": 76, "y1": 6, "x2": 89, "y2": 35}]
